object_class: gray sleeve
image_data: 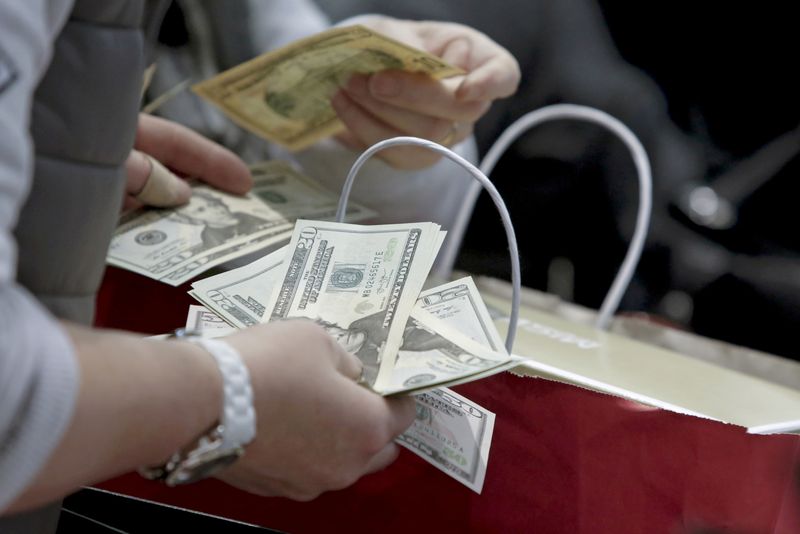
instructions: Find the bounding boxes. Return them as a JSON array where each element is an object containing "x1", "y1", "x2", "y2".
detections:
[{"x1": 0, "y1": 0, "x2": 78, "y2": 512}]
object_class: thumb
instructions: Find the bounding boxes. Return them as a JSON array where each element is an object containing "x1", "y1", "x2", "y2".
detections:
[
  {"x1": 125, "y1": 150, "x2": 192, "y2": 207},
  {"x1": 336, "y1": 348, "x2": 365, "y2": 384}
]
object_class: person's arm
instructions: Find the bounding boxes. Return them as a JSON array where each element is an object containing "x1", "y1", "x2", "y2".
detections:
[
  {"x1": 6, "y1": 325, "x2": 223, "y2": 512},
  {"x1": 1, "y1": 1, "x2": 413, "y2": 514},
  {"x1": 8, "y1": 321, "x2": 415, "y2": 513},
  {"x1": 0, "y1": 0, "x2": 80, "y2": 513}
]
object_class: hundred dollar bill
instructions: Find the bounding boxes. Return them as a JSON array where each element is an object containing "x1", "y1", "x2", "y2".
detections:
[
  {"x1": 108, "y1": 161, "x2": 373, "y2": 286},
  {"x1": 189, "y1": 246, "x2": 287, "y2": 328},
  {"x1": 192, "y1": 25, "x2": 464, "y2": 151},
  {"x1": 397, "y1": 387, "x2": 495, "y2": 493},
  {"x1": 185, "y1": 304, "x2": 235, "y2": 338},
  {"x1": 264, "y1": 219, "x2": 443, "y2": 392}
]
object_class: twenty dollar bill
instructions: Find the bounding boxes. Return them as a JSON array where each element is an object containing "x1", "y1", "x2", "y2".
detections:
[
  {"x1": 397, "y1": 387, "x2": 496, "y2": 493},
  {"x1": 263, "y1": 219, "x2": 444, "y2": 391},
  {"x1": 108, "y1": 161, "x2": 373, "y2": 286}
]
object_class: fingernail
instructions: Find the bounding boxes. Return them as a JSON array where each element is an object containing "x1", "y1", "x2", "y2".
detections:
[
  {"x1": 172, "y1": 179, "x2": 191, "y2": 205},
  {"x1": 370, "y1": 72, "x2": 402, "y2": 98}
]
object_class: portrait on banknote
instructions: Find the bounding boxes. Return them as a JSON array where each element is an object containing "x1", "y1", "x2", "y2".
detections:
[
  {"x1": 317, "y1": 312, "x2": 488, "y2": 389},
  {"x1": 170, "y1": 190, "x2": 272, "y2": 249}
]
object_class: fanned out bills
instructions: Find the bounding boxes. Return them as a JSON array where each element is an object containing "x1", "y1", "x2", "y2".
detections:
[
  {"x1": 263, "y1": 219, "x2": 445, "y2": 391},
  {"x1": 190, "y1": 246, "x2": 287, "y2": 328},
  {"x1": 192, "y1": 25, "x2": 465, "y2": 151},
  {"x1": 192, "y1": 237, "x2": 516, "y2": 395},
  {"x1": 107, "y1": 161, "x2": 373, "y2": 286},
  {"x1": 381, "y1": 300, "x2": 517, "y2": 396},
  {"x1": 185, "y1": 298, "x2": 499, "y2": 492},
  {"x1": 185, "y1": 304, "x2": 235, "y2": 338}
]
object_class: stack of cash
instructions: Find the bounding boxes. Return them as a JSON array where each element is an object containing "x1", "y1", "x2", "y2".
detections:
[
  {"x1": 188, "y1": 219, "x2": 519, "y2": 492},
  {"x1": 192, "y1": 220, "x2": 518, "y2": 395},
  {"x1": 119, "y1": 24, "x2": 503, "y2": 492},
  {"x1": 107, "y1": 161, "x2": 374, "y2": 286}
]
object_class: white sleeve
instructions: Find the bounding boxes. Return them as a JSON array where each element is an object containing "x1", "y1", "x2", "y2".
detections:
[{"x1": 0, "y1": 0, "x2": 78, "y2": 512}]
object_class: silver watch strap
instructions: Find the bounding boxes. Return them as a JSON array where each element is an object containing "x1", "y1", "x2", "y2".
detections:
[{"x1": 188, "y1": 338, "x2": 256, "y2": 449}]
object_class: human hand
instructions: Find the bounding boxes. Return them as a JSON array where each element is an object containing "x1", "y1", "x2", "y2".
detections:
[
  {"x1": 123, "y1": 114, "x2": 252, "y2": 211},
  {"x1": 218, "y1": 320, "x2": 415, "y2": 501},
  {"x1": 332, "y1": 16, "x2": 520, "y2": 170}
]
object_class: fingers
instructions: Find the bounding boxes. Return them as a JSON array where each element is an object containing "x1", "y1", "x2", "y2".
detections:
[
  {"x1": 382, "y1": 394, "x2": 417, "y2": 437},
  {"x1": 414, "y1": 21, "x2": 520, "y2": 102},
  {"x1": 125, "y1": 150, "x2": 192, "y2": 208},
  {"x1": 455, "y1": 54, "x2": 521, "y2": 102},
  {"x1": 135, "y1": 114, "x2": 252, "y2": 195},
  {"x1": 331, "y1": 90, "x2": 443, "y2": 170},
  {"x1": 363, "y1": 70, "x2": 489, "y2": 123},
  {"x1": 343, "y1": 75, "x2": 453, "y2": 140},
  {"x1": 337, "y1": 349, "x2": 364, "y2": 383}
]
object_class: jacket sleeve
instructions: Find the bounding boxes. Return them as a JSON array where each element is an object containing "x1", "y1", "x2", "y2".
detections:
[{"x1": 0, "y1": 0, "x2": 77, "y2": 512}]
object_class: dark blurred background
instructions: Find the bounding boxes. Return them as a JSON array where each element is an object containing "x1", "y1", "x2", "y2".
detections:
[{"x1": 317, "y1": 0, "x2": 800, "y2": 360}]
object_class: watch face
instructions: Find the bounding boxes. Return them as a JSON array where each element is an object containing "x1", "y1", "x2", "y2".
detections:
[{"x1": 167, "y1": 447, "x2": 243, "y2": 486}]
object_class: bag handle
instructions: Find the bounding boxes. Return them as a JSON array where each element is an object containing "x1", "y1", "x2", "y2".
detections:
[
  {"x1": 440, "y1": 104, "x2": 653, "y2": 330},
  {"x1": 334, "y1": 137, "x2": 522, "y2": 353}
]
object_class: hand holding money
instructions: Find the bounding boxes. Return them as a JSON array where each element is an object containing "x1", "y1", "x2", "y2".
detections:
[
  {"x1": 218, "y1": 320, "x2": 415, "y2": 500},
  {"x1": 333, "y1": 16, "x2": 521, "y2": 169},
  {"x1": 193, "y1": 21, "x2": 519, "y2": 169},
  {"x1": 192, "y1": 219, "x2": 516, "y2": 395},
  {"x1": 124, "y1": 114, "x2": 252, "y2": 212},
  {"x1": 192, "y1": 24, "x2": 465, "y2": 153},
  {"x1": 109, "y1": 162, "x2": 374, "y2": 286}
]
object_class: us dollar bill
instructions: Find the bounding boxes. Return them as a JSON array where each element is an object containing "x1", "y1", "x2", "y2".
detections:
[
  {"x1": 383, "y1": 308, "x2": 515, "y2": 396},
  {"x1": 397, "y1": 387, "x2": 496, "y2": 493},
  {"x1": 248, "y1": 161, "x2": 375, "y2": 223},
  {"x1": 191, "y1": 257, "x2": 517, "y2": 394},
  {"x1": 189, "y1": 246, "x2": 287, "y2": 328},
  {"x1": 192, "y1": 25, "x2": 464, "y2": 151},
  {"x1": 381, "y1": 277, "x2": 515, "y2": 395},
  {"x1": 107, "y1": 161, "x2": 373, "y2": 286},
  {"x1": 417, "y1": 277, "x2": 508, "y2": 354},
  {"x1": 182, "y1": 301, "x2": 497, "y2": 492},
  {"x1": 185, "y1": 304, "x2": 235, "y2": 338},
  {"x1": 264, "y1": 219, "x2": 444, "y2": 391}
]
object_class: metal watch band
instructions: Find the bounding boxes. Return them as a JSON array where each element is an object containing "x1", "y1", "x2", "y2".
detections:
[{"x1": 188, "y1": 337, "x2": 256, "y2": 449}]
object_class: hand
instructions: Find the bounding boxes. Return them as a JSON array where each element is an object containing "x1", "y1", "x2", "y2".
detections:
[
  {"x1": 218, "y1": 320, "x2": 415, "y2": 501},
  {"x1": 331, "y1": 16, "x2": 520, "y2": 170},
  {"x1": 123, "y1": 114, "x2": 252, "y2": 211}
]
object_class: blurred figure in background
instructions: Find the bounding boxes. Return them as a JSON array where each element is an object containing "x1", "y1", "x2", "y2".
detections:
[
  {"x1": 146, "y1": 0, "x2": 519, "y2": 238},
  {"x1": 320, "y1": 0, "x2": 800, "y2": 361}
]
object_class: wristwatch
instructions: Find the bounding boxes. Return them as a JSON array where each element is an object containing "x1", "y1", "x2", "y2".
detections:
[{"x1": 139, "y1": 329, "x2": 256, "y2": 485}]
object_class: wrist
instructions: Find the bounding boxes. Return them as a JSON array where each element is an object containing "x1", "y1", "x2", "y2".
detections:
[{"x1": 140, "y1": 332, "x2": 256, "y2": 485}]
